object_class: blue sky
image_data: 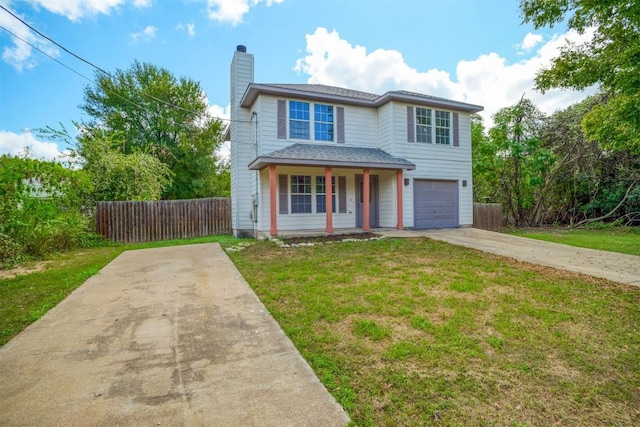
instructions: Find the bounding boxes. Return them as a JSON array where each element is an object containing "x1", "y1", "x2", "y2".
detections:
[{"x1": 0, "y1": 0, "x2": 593, "y2": 160}]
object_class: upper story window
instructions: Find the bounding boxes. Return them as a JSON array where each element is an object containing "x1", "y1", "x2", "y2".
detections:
[
  {"x1": 435, "y1": 110, "x2": 451, "y2": 145},
  {"x1": 416, "y1": 107, "x2": 432, "y2": 143},
  {"x1": 289, "y1": 101, "x2": 310, "y2": 139},
  {"x1": 412, "y1": 107, "x2": 451, "y2": 145},
  {"x1": 279, "y1": 100, "x2": 344, "y2": 143},
  {"x1": 314, "y1": 104, "x2": 334, "y2": 141},
  {"x1": 288, "y1": 101, "x2": 334, "y2": 141}
]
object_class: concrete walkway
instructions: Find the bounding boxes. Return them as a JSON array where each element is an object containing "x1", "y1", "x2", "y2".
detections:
[
  {"x1": 378, "y1": 228, "x2": 640, "y2": 286},
  {"x1": 0, "y1": 244, "x2": 349, "y2": 427}
]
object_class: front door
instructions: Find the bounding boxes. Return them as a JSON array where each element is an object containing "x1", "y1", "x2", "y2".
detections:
[{"x1": 356, "y1": 175, "x2": 379, "y2": 228}]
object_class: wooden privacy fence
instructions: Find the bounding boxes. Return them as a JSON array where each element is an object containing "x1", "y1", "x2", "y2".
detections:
[
  {"x1": 96, "y1": 198, "x2": 232, "y2": 243},
  {"x1": 473, "y1": 203, "x2": 503, "y2": 232}
]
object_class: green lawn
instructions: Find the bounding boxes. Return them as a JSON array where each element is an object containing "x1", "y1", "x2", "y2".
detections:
[
  {"x1": 229, "y1": 237, "x2": 640, "y2": 426},
  {"x1": 507, "y1": 226, "x2": 640, "y2": 256},
  {"x1": 0, "y1": 235, "x2": 240, "y2": 346}
]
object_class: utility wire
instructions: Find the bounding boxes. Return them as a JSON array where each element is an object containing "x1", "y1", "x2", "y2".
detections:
[
  {"x1": 0, "y1": 4, "x2": 246, "y2": 124},
  {"x1": 0, "y1": 25, "x2": 92, "y2": 83},
  {"x1": 0, "y1": 25, "x2": 152, "y2": 114}
]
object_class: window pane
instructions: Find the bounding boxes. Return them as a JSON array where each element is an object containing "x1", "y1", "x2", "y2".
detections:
[
  {"x1": 314, "y1": 104, "x2": 334, "y2": 141},
  {"x1": 435, "y1": 110, "x2": 450, "y2": 144},
  {"x1": 314, "y1": 123, "x2": 334, "y2": 141},
  {"x1": 416, "y1": 107, "x2": 432, "y2": 143},
  {"x1": 291, "y1": 195, "x2": 312, "y2": 213},
  {"x1": 316, "y1": 176, "x2": 335, "y2": 213},
  {"x1": 290, "y1": 101, "x2": 309, "y2": 120},
  {"x1": 290, "y1": 101, "x2": 310, "y2": 139},
  {"x1": 291, "y1": 175, "x2": 312, "y2": 213},
  {"x1": 290, "y1": 120, "x2": 310, "y2": 139}
]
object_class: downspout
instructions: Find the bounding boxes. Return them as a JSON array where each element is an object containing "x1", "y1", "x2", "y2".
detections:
[{"x1": 250, "y1": 112, "x2": 259, "y2": 225}]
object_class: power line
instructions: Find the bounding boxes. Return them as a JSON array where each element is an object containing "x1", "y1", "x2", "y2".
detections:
[
  {"x1": 0, "y1": 25, "x2": 92, "y2": 83},
  {"x1": 0, "y1": 25, "x2": 151, "y2": 114},
  {"x1": 0, "y1": 4, "x2": 244, "y2": 124}
]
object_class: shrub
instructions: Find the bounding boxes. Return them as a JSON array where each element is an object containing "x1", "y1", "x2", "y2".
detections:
[{"x1": 0, "y1": 233, "x2": 24, "y2": 268}]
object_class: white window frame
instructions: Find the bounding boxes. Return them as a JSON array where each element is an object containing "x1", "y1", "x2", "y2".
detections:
[
  {"x1": 285, "y1": 175, "x2": 341, "y2": 214},
  {"x1": 414, "y1": 108, "x2": 451, "y2": 145},
  {"x1": 288, "y1": 101, "x2": 335, "y2": 142}
]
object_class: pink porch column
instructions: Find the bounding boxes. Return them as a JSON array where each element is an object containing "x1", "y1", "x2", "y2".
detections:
[
  {"x1": 269, "y1": 164, "x2": 278, "y2": 236},
  {"x1": 325, "y1": 167, "x2": 334, "y2": 233},
  {"x1": 363, "y1": 169, "x2": 371, "y2": 232},
  {"x1": 396, "y1": 170, "x2": 404, "y2": 230}
]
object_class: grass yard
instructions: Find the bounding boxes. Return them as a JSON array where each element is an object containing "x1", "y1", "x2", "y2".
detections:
[
  {"x1": 0, "y1": 235, "x2": 240, "y2": 346},
  {"x1": 229, "y1": 237, "x2": 640, "y2": 426},
  {"x1": 507, "y1": 226, "x2": 640, "y2": 256}
]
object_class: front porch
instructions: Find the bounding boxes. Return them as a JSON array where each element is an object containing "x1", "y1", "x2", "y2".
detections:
[{"x1": 249, "y1": 143, "x2": 416, "y2": 238}]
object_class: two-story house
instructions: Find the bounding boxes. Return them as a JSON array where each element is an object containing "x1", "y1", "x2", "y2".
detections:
[{"x1": 228, "y1": 45, "x2": 483, "y2": 238}]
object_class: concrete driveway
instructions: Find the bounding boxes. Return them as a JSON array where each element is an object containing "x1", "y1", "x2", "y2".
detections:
[
  {"x1": 378, "y1": 228, "x2": 640, "y2": 286},
  {"x1": 0, "y1": 243, "x2": 349, "y2": 427}
]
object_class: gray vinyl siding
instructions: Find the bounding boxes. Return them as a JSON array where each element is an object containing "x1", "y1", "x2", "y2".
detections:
[
  {"x1": 242, "y1": 95, "x2": 473, "y2": 233},
  {"x1": 257, "y1": 96, "x2": 378, "y2": 154},
  {"x1": 392, "y1": 103, "x2": 472, "y2": 226}
]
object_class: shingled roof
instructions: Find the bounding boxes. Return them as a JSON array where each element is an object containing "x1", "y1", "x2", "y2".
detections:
[
  {"x1": 240, "y1": 83, "x2": 483, "y2": 113},
  {"x1": 264, "y1": 84, "x2": 379, "y2": 101},
  {"x1": 248, "y1": 143, "x2": 416, "y2": 171}
]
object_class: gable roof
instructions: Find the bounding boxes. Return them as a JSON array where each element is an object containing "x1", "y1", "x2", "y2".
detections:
[
  {"x1": 240, "y1": 83, "x2": 483, "y2": 113},
  {"x1": 248, "y1": 143, "x2": 416, "y2": 171}
]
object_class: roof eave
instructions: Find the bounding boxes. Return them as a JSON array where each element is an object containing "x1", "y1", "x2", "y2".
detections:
[
  {"x1": 240, "y1": 84, "x2": 484, "y2": 113},
  {"x1": 248, "y1": 156, "x2": 416, "y2": 171},
  {"x1": 240, "y1": 84, "x2": 376, "y2": 108},
  {"x1": 376, "y1": 92, "x2": 484, "y2": 113}
]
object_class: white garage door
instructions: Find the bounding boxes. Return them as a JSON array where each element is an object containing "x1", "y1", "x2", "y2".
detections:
[{"x1": 413, "y1": 180, "x2": 459, "y2": 229}]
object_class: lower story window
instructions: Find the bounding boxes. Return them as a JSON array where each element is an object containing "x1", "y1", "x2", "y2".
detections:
[
  {"x1": 290, "y1": 175, "x2": 312, "y2": 213},
  {"x1": 316, "y1": 176, "x2": 336, "y2": 213}
]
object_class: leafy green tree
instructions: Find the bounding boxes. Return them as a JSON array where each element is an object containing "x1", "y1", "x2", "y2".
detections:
[
  {"x1": 80, "y1": 61, "x2": 227, "y2": 199},
  {"x1": 471, "y1": 114, "x2": 497, "y2": 203},
  {"x1": 38, "y1": 125, "x2": 172, "y2": 202},
  {"x1": 520, "y1": 0, "x2": 640, "y2": 154},
  {"x1": 81, "y1": 136, "x2": 172, "y2": 201},
  {"x1": 477, "y1": 98, "x2": 552, "y2": 226}
]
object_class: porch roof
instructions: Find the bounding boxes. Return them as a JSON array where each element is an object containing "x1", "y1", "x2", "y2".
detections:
[{"x1": 248, "y1": 143, "x2": 416, "y2": 171}]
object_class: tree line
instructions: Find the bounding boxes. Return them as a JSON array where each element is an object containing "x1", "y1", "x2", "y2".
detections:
[
  {"x1": 474, "y1": 0, "x2": 640, "y2": 226},
  {"x1": 1, "y1": 61, "x2": 229, "y2": 266},
  {"x1": 473, "y1": 95, "x2": 639, "y2": 227}
]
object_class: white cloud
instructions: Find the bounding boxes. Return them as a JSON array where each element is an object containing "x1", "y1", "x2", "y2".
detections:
[
  {"x1": 0, "y1": 6, "x2": 60, "y2": 71},
  {"x1": 204, "y1": 0, "x2": 284, "y2": 26},
  {"x1": 23, "y1": 0, "x2": 127, "y2": 21},
  {"x1": 132, "y1": 0, "x2": 151, "y2": 7},
  {"x1": 294, "y1": 27, "x2": 597, "y2": 126},
  {"x1": 0, "y1": 130, "x2": 66, "y2": 160},
  {"x1": 131, "y1": 25, "x2": 157, "y2": 42},
  {"x1": 176, "y1": 22, "x2": 196, "y2": 36},
  {"x1": 208, "y1": 103, "x2": 231, "y2": 160},
  {"x1": 517, "y1": 33, "x2": 544, "y2": 51}
]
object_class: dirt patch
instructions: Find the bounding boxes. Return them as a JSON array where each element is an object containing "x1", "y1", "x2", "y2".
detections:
[
  {"x1": 0, "y1": 261, "x2": 51, "y2": 280},
  {"x1": 282, "y1": 232, "x2": 379, "y2": 244}
]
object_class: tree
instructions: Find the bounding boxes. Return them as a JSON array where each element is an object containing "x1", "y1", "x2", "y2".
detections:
[
  {"x1": 477, "y1": 98, "x2": 551, "y2": 226},
  {"x1": 520, "y1": 0, "x2": 640, "y2": 154},
  {"x1": 80, "y1": 135, "x2": 171, "y2": 201},
  {"x1": 38, "y1": 125, "x2": 172, "y2": 202},
  {"x1": 80, "y1": 61, "x2": 227, "y2": 199}
]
